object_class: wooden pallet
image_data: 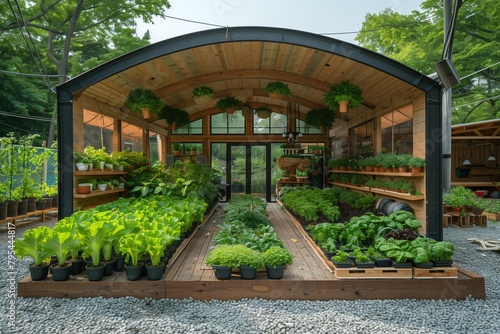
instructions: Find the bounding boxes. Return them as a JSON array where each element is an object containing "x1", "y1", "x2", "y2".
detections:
[
  {"x1": 333, "y1": 266, "x2": 413, "y2": 279},
  {"x1": 412, "y1": 266, "x2": 458, "y2": 279}
]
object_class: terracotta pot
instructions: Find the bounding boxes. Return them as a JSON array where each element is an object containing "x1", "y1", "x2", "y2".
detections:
[
  {"x1": 141, "y1": 108, "x2": 151, "y2": 119},
  {"x1": 338, "y1": 100, "x2": 349, "y2": 112}
]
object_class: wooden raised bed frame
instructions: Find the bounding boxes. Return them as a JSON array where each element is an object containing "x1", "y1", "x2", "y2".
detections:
[{"x1": 17, "y1": 203, "x2": 485, "y2": 301}]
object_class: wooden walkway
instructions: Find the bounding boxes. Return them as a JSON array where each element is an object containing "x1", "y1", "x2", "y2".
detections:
[{"x1": 18, "y1": 203, "x2": 486, "y2": 300}]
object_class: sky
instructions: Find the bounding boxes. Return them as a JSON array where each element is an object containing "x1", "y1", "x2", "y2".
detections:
[{"x1": 137, "y1": 0, "x2": 425, "y2": 45}]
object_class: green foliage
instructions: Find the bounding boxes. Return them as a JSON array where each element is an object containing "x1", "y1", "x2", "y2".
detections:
[
  {"x1": 42, "y1": 230, "x2": 80, "y2": 267},
  {"x1": 124, "y1": 88, "x2": 163, "y2": 114},
  {"x1": 206, "y1": 244, "x2": 249, "y2": 269},
  {"x1": 331, "y1": 250, "x2": 350, "y2": 263},
  {"x1": 120, "y1": 234, "x2": 145, "y2": 267},
  {"x1": 158, "y1": 105, "x2": 190, "y2": 127},
  {"x1": 262, "y1": 246, "x2": 293, "y2": 268},
  {"x1": 355, "y1": 1, "x2": 500, "y2": 124},
  {"x1": 304, "y1": 108, "x2": 336, "y2": 130},
  {"x1": 442, "y1": 186, "x2": 476, "y2": 208},
  {"x1": 215, "y1": 97, "x2": 242, "y2": 111},
  {"x1": 13, "y1": 226, "x2": 51, "y2": 265},
  {"x1": 225, "y1": 209, "x2": 270, "y2": 229},
  {"x1": 323, "y1": 81, "x2": 363, "y2": 110},
  {"x1": 236, "y1": 246, "x2": 264, "y2": 270},
  {"x1": 192, "y1": 86, "x2": 215, "y2": 97},
  {"x1": 264, "y1": 81, "x2": 291, "y2": 97},
  {"x1": 281, "y1": 187, "x2": 342, "y2": 223}
]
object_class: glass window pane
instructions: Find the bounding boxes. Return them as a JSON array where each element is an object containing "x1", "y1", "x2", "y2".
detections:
[
  {"x1": 121, "y1": 122, "x2": 143, "y2": 152},
  {"x1": 210, "y1": 111, "x2": 244, "y2": 134},
  {"x1": 172, "y1": 118, "x2": 203, "y2": 135},
  {"x1": 381, "y1": 104, "x2": 413, "y2": 154},
  {"x1": 83, "y1": 109, "x2": 113, "y2": 151}
]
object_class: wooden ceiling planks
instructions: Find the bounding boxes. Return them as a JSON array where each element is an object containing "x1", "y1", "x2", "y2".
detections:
[{"x1": 79, "y1": 40, "x2": 416, "y2": 122}]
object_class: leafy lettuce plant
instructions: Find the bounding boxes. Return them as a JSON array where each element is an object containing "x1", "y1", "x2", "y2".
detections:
[
  {"x1": 13, "y1": 226, "x2": 51, "y2": 266},
  {"x1": 119, "y1": 234, "x2": 145, "y2": 267},
  {"x1": 77, "y1": 220, "x2": 109, "y2": 267},
  {"x1": 42, "y1": 230, "x2": 80, "y2": 267}
]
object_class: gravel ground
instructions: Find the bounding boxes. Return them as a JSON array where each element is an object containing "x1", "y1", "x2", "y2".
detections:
[{"x1": 1, "y1": 218, "x2": 499, "y2": 334}]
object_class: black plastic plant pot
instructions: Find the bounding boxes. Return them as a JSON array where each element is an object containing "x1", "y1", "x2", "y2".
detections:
[
  {"x1": 104, "y1": 258, "x2": 117, "y2": 276},
  {"x1": 414, "y1": 261, "x2": 434, "y2": 269},
  {"x1": 86, "y1": 263, "x2": 105, "y2": 281},
  {"x1": 370, "y1": 256, "x2": 392, "y2": 267},
  {"x1": 145, "y1": 262, "x2": 166, "y2": 280},
  {"x1": 432, "y1": 260, "x2": 453, "y2": 267},
  {"x1": 29, "y1": 263, "x2": 50, "y2": 281},
  {"x1": 355, "y1": 261, "x2": 375, "y2": 268},
  {"x1": 239, "y1": 265, "x2": 257, "y2": 280},
  {"x1": 392, "y1": 261, "x2": 413, "y2": 268},
  {"x1": 212, "y1": 265, "x2": 232, "y2": 280},
  {"x1": 50, "y1": 263, "x2": 72, "y2": 281},
  {"x1": 332, "y1": 260, "x2": 352, "y2": 268},
  {"x1": 124, "y1": 263, "x2": 144, "y2": 281},
  {"x1": 265, "y1": 265, "x2": 286, "y2": 279}
]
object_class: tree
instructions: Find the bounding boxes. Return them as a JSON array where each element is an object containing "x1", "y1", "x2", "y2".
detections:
[
  {"x1": 1, "y1": 0, "x2": 171, "y2": 143},
  {"x1": 356, "y1": 0, "x2": 500, "y2": 124}
]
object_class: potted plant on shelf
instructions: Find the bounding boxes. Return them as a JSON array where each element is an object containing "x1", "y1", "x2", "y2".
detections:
[
  {"x1": 124, "y1": 88, "x2": 163, "y2": 119},
  {"x1": 172, "y1": 143, "x2": 182, "y2": 155},
  {"x1": 192, "y1": 86, "x2": 215, "y2": 104},
  {"x1": 13, "y1": 226, "x2": 52, "y2": 281},
  {"x1": 256, "y1": 106, "x2": 272, "y2": 119},
  {"x1": 408, "y1": 156, "x2": 425, "y2": 173},
  {"x1": 215, "y1": 96, "x2": 242, "y2": 114},
  {"x1": 74, "y1": 151, "x2": 91, "y2": 171},
  {"x1": 324, "y1": 80, "x2": 363, "y2": 113},
  {"x1": 261, "y1": 246, "x2": 293, "y2": 279},
  {"x1": 158, "y1": 105, "x2": 190, "y2": 130},
  {"x1": 304, "y1": 108, "x2": 336, "y2": 131},
  {"x1": 264, "y1": 81, "x2": 291, "y2": 99}
]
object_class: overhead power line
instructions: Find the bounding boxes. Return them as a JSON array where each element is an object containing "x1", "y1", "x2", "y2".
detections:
[{"x1": 0, "y1": 110, "x2": 53, "y2": 122}]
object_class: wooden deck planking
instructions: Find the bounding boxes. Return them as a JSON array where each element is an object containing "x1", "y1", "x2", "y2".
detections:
[{"x1": 267, "y1": 204, "x2": 331, "y2": 280}]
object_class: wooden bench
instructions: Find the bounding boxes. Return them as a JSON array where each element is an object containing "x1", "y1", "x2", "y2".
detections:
[{"x1": 0, "y1": 208, "x2": 58, "y2": 226}]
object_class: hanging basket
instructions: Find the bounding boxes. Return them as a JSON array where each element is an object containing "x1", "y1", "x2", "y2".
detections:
[
  {"x1": 193, "y1": 95, "x2": 214, "y2": 104},
  {"x1": 226, "y1": 107, "x2": 236, "y2": 115},
  {"x1": 241, "y1": 105, "x2": 253, "y2": 117},
  {"x1": 256, "y1": 109, "x2": 271, "y2": 119}
]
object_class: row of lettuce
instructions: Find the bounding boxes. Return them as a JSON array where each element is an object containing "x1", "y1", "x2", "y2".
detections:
[
  {"x1": 280, "y1": 187, "x2": 454, "y2": 267},
  {"x1": 14, "y1": 160, "x2": 221, "y2": 281},
  {"x1": 205, "y1": 195, "x2": 293, "y2": 279}
]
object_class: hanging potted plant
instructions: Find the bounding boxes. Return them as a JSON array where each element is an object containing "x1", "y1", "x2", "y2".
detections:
[
  {"x1": 304, "y1": 108, "x2": 336, "y2": 131},
  {"x1": 264, "y1": 81, "x2": 291, "y2": 99},
  {"x1": 14, "y1": 226, "x2": 52, "y2": 281},
  {"x1": 124, "y1": 88, "x2": 163, "y2": 119},
  {"x1": 241, "y1": 103, "x2": 253, "y2": 117},
  {"x1": 158, "y1": 105, "x2": 190, "y2": 130},
  {"x1": 215, "y1": 96, "x2": 242, "y2": 114},
  {"x1": 324, "y1": 80, "x2": 363, "y2": 113},
  {"x1": 192, "y1": 86, "x2": 215, "y2": 104},
  {"x1": 256, "y1": 106, "x2": 272, "y2": 119}
]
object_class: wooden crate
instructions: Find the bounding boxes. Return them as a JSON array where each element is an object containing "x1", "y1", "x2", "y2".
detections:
[
  {"x1": 412, "y1": 266, "x2": 458, "y2": 279},
  {"x1": 333, "y1": 266, "x2": 413, "y2": 279}
]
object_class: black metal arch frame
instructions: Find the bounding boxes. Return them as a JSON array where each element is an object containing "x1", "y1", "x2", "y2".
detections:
[{"x1": 56, "y1": 26, "x2": 443, "y2": 240}]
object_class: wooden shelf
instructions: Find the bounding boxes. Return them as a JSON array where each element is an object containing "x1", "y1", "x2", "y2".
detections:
[
  {"x1": 74, "y1": 187, "x2": 125, "y2": 198},
  {"x1": 74, "y1": 170, "x2": 127, "y2": 176},
  {"x1": 328, "y1": 170, "x2": 424, "y2": 177},
  {"x1": 328, "y1": 182, "x2": 424, "y2": 201}
]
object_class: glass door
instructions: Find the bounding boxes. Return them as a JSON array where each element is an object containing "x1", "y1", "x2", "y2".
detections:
[{"x1": 227, "y1": 143, "x2": 271, "y2": 202}]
